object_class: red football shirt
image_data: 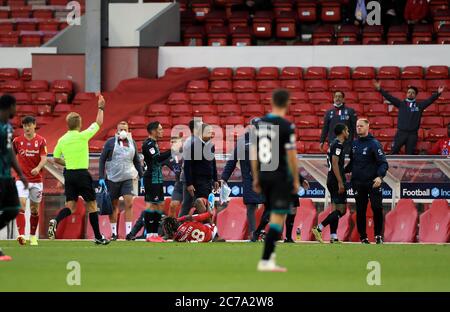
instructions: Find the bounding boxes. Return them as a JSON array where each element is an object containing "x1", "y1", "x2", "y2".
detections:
[
  {"x1": 174, "y1": 222, "x2": 215, "y2": 242},
  {"x1": 13, "y1": 134, "x2": 47, "y2": 183},
  {"x1": 429, "y1": 138, "x2": 450, "y2": 155}
]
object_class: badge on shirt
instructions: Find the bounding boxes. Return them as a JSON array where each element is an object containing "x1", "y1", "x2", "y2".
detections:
[
  {"x1": 149, "y1": 147, "x2": 156, "y2": 155},
  {"x1": 335, "y1": 148, "x2": 341, "y2": 156}
]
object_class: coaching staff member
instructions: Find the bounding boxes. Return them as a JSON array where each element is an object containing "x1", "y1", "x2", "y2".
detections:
[
  {"x1": 374, "y1": 80, "x2": 444, "y2": 154},
  {"x1": 98, "y1": 121, "x2": 143, "y2": 240},
  {"x1": 49, "y1": 94, "x2": 109, "y2": 245},
  {"x1": 184, "y1": 124, "x2": 219, "y2": 204},
  {"x1": 320, "y1": 91, "x2": 357, "y2": 154},
  {"x1": 220, "y1": 118, "x2": 264, "y2": 240},
  {"x1": 345, "y1": 118, "x2": 388, "y2": 245}
]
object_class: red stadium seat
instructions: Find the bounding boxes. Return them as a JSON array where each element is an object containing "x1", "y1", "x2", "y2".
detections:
[
  {"x1": 193, "y1": 104, "x2": 217, "y2": 115},
  {"x1": 156, "y1": 116, "x2": 172, "y2": 129},
  {"x1": 425, "y1": 65, "x2": 449, "y2": 79},
  {"x1": 328, "y1": 66, "x2": 351, "y2": 79},
  {"x1": 16, "y1": 21, "x2": 36, "y2": 31},
  {"x1": 167, "y1": 92, "x2": 189, "y2": 105},
  {"x1": 317, "y1": 206, "x2": 353, "y2": 241},
  {"x1": 299, "y1": 128, "x2": 321, "y2": 141},
  {"x1": 313, "y1": 103, "x2": 329, "y2": 117},
  {"x1": 418, "y1": 199, "x2": 450, "y2": 243},
  {"x1": 350, "y1": 203, "x2": 376, "y2": 242},
  {"x1": 173, "y1": 116, "x2": 195, "y2": 127},
  {"x1": 236, "y1": 92, "x2": 260, "y2": 104},
  {"x1": 401, "y1": 66, "x2": 424, "y2": 79},
  {"x1": 280, "y1": 80, "x2": 304, "y2": 91},
  {"x1": 290, "y1": 103, "x2": 315, "y2": 115},
  {"x1": 11, "y1": 7, "x2": 31, "y2": 18},
  {"x1": 190, "y1": 92, "x2": 213, "y2": 105},
  {"x1": 191, "y1": 0, "x2": 211, "y2": 22},
  {"x1": 233, "y1": 80, "x2": 257, "y2": 92},
  {"x1": 128, "y1": 116, "x2": 148, "y2": 129},
  {"x1": 401, "y1": 79, "x2": 427, "y2": 91},
  {"x1": 380, "y1": 79, "x2": 402, "y2": 91},
  {"x1": 38, "y1": 20, "x2": 60, "y2": 32},
  {"x1": 328, "y1": 79, "x2": 352, "y2": 92},
  {"x1": 216, "y1": 197, "x2": 248, "y2": 240},
  {"x1": 348, "y1": 103, "x2": 364, "y2": 116},
  {"x1": 295, "y1": 115, "x2": 319, "y2": 128},
  {"x1": 290, "y1": 199, "x2": 317, "y2": 241},
  {"x1": 257, "y1": 80, "x2": 281, "y2": 93},
  {"x1": 416, "y1": 141, "x2": 431, "y2": 153},
  {"x1": 16, "y1": 104, "x2": 37, "y2": 115},
  {"x1": 259, "y1": 92, "x2": 272, "y2": 105},
  {"x1": 305, "y1": 79, "x2": 328, "y2": 92},
  {"x1": 86, "y1": 215, "x2": 112, "y2": 240},
  {"x1": 275, "y1": 11, "x2": 297, "y2": 39},
  {"x1": 228, "y1": 11, "x2": 249, "y2": 32},
  {"x1": 387, "y1": 25, "x2": 409, "y2": 44},
  {"x1": 321, "y1": 0, "x2": 341, "y2": 22},
  {"x1": 231, "y1": 26, "x2": 252, "y2": 46},
  {"x1": 207, "y1": 26, "x2": 228, "y2": 46},
  {"x1": 296, "y1": 0, "x2": 317, "y2": 22},
  {"x1": 384, "y1": 199, "x2": 418, "y2": 243},
  {"x1": 362, "y1": 25, "x2": 384, "y2": 44},
  {"x1": 131, "y1": 128, "x2": 150, "y2": 141},
  {"x1": 0, "y1": 31, "x2": 19, "y2": 46},
  {"x1": 371, "y1": 116, "x2": 394, "y2": 128},
  {"x1": 308, "y1": 91, "x2": 332, "y2": 104},
  {"x1": 353, "y1": 80, "x2": 375, "y2": 92},
  {"x1": 224, "y1": 116, "x2": 245, "y2": 126},
  {"x1": 425, "y1": 128, "x2": 447, "y2": 141},
  {"x1": 205, "y1": 11, "x2": 226, "y2": 31},
  {"x1": 352, "y1": 67, "x2": 376, "y2": 80},
  {"x1": 290, "y1": 91, "x2": 309, "y2": 103},
  {"x1": 437, "y1": 24, "x2": 450, "y2": 43},
  {"x1": 256, "y1": 67, "x2": 279, "y2": 80},
  {"x1": 422, "y1": 116, "x2": 444, "y2": 128},
  {"x1": 186, "y1": 80, "x2": 208, "y2": 92},
  {"x1": 242, "y1": 104, "x2": 265, "y2": 117},
  {"x1": 20, "y1": 68, "x2": 32, "y2": 81},
  {"x1": 55, "y1": 201, "x2": 86, "y2": 239},
  {"x1": 377, "y1": 128, "x2": 397, "y2": 141},
  {"x1": 344, "y1": 91, "x2": 359, "y2": 103},
  {"x1": 426, "y1": 79, "x2": 450, "y2": 91},
  {"x1": 51, "y1": 80, "x2": 73, "y2": 93},
  {"x1": 117, "y1": 198, "x2": 147, "y2": 239},
  {"x1": 72, "y1": 92, "x2": 95, "y2": 105},
  {"x1": 201, "y1": 115, "x2": 222, "y2": 126},
  {"x1": 439, "y1": 103, "x2": 450, "y2": 116},
  {"x1": 183, "y1": 26, "x2": 205, "y2": 46},
  {"x1": 12, "y1": 92, "x2": 31, "y2": 105},
  {"x1": 412, "y1": 24, "x2": 433, "y2": 44},
  {"x1": 280, "y1": 67, "x2": 303, "y2": 80},
  {"x1": 55, "y1": 93, "x2": 68, "y2": 104},
  {"x1": 273, "y1": 0, "x2": 294, "y2": 16},
  {"x1": 24, "y1": 80, "x2": 48, "y2": 92},
  {"x1": 0, "y1": 79, "x2": 24, "y2": 92},
  {"x1": 169, "y1": 103, "x2": 193, "y2": 117},
  {"x1": 210, "y1": 67, "x2": 233, "y2": 80},
  {"x1": 53, "y1": 104, "x2": 73, "y2": 116},
  {"x1": 147, "y1": 104, "x2": 170, "y2": 117},
  {"x1": 32, "y1": 92, "x2": 55, "y2": 105},
  {"x1": 305, "y1": 66, "x2": 327, "y2": 79},
  {"x1": 234, "y1": 67, "x2": 256, "y2": 80},
  {"x1": 212, "y1": 92, "x2": 237, "y2": 105},
  {"x1": 336, "y1": 25, "x2": 359, "y2": 45},
  {"x1": 377, "y1": 66, "x2": 401, "y2": 79},
  {"x1": 33, "y1": 9, "x2": 54, "y2": 19},
  {"x1": 252, "y1": 11, "x2": 273, "y2": 39},
  {"x1": 21, "y1": 33, "x2": 42, "y2": 47}
]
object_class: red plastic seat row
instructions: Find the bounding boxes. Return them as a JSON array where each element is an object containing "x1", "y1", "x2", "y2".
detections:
[{"x1": 0, "y1": 79, "x2": 73, "y2": 93}]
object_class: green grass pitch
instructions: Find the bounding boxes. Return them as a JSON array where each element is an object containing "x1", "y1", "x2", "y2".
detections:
[{"x1": 0, "y1": 240, "x2": 449, "y2": 292}]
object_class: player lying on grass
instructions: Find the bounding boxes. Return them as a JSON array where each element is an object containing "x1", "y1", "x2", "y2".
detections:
[{"x1": 162, "y1": 198, "x2": 224, "y2": 242}]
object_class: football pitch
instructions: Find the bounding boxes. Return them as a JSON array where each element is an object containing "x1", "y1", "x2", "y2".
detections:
[{"x1": 0, "y1": 241, "x2": 449, "y2": 292}]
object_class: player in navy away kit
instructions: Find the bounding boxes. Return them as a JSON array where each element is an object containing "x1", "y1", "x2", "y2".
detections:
[
  {"x1": 312, "y1": 124, "x2": 349, "y2": 244},
  {"x1": 251, "y1": 89, "x2": 300, "y2": 272}
]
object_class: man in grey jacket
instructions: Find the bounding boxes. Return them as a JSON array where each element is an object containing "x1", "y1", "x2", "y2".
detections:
[{"x1": 99, "y1": 121, "x2": 143, "y2": 240}]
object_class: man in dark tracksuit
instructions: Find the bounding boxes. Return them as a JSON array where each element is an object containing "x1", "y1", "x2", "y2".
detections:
[
  {"x1": 345, "y1": 119, "x2": 389, "y2": 244},
  {"x1": 220, "y1": 121, "x2": 264, "y2": 240},
  {"x1": 184, "y1": 124, "x2": 219, "y2": 206},
  {"x1": 374, "y1": 81, "x2": 444, "y2": 154},
  {"x1": 320, "y1": 91, "x2": 357, "y2": 154}
]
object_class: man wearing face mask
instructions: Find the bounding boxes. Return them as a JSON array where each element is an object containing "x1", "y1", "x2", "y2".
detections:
[
  {"x1": 320, "y1": 91, "x2": 357, "y2": 154},
  {"x1": 374, "y1": 81, "x2": 444, "y2": 155},
  {"x1": 98, "y1": 121, "x2": 143, "y2": 240}
]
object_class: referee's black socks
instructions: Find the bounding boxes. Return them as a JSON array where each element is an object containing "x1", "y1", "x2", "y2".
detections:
[
  {"x1": 89, "y1": 212, "x2": 102, "y2": 240},
  {"x1": 55, "y1": 207, "x2": 71, "y2": 224},
  {"x1": 262, "y1": 223, "x2": 282, "y2": 260}
]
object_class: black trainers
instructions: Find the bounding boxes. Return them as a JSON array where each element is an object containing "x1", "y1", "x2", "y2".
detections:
[
  {"x1": 361, "y1": 238, "x2": 370, "y2": 244},
  {"x1": 94, "y1": 235, "x2": 110, "y2": 245},
  {"x1": 126, "y1": 233, "x2": 136, "y2": 241},
  {"x1": 110, "y1": 234, "x2": 118, "y2": 241},
  {"x1": 375, "y1": 235, "x2": 383, "y2": 244},
  {"x1": 284, "y1": 238, "x2": 295, "y2": 243}
]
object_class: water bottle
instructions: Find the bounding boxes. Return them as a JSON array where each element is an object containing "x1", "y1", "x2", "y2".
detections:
[
  {"x1": 208, "y1": 193, "x2": 215, "y2": 212},
  {"x1": 296, "y1": 227, "x2": 301, "y2": 242}
]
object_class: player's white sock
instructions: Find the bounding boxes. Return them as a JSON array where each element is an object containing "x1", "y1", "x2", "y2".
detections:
[
  {"x1": 331, "y1": 233, "x2": 338, "y2": 240},
  {"x1": 318, "y1": 224, "x2": 324, "y2": 231},
  {"x1": 125, "y1": 222, "x2": 132, "y2": 235},
  {"x1": 111, "y1": 223, "x2": 117, "y2": 235}
]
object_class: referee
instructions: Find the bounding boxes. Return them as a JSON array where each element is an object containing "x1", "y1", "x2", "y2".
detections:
[
  {"x1": 48, "y1": 94, "x2": 110, "y2": 245},
  {"x1": 345, "y1": 118, "x2": 388, "y2": 244}
]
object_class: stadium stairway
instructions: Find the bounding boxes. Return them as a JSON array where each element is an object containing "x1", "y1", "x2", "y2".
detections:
[{"x1": 38, "y1": 67, "x2": 209, "y2": 150}]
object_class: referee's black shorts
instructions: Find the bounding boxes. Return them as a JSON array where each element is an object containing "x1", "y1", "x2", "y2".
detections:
[{"x1": 64, "y1": 169, "x2": 96, "y2": 202}]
